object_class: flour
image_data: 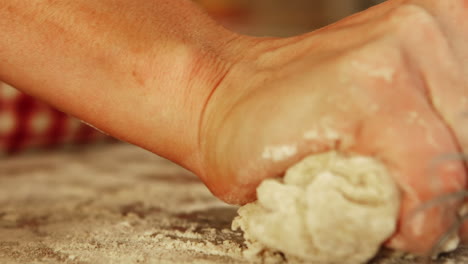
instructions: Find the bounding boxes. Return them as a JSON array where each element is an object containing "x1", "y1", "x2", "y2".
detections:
[
  {"x1": 351, "y1": 61, "x2": 395, "y2": 83},
  {"x1": 233, "y1": 151, "x2": 400, "y2": 264},
  {"x1": 262, "y1": 145, "x2": 298, "y2": 162}
]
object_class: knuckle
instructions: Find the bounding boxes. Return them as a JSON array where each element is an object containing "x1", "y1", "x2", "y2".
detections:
[
  {"x1": 337, "y1": 40, "x2": 402, "y2": 86},
  {"x1": 385, "y1": 4, "x2": 443, "y2": 41}
]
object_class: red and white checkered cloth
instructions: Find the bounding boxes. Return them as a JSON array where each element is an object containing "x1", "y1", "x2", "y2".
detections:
[{"x1": 0, "y1": 82, "x2": 111, "y2": 155}]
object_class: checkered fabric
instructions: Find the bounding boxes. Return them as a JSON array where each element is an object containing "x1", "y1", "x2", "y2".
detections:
[{"x1": 0, "y1": 82, "x2": 110, "y2": 155}]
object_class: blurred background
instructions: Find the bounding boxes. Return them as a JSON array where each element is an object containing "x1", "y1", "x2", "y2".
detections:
[{"x1": 195, "y1": 0, "x2": 387, "y2": 36}]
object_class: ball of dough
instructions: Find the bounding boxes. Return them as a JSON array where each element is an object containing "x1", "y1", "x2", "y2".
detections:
[{"x1": 232, "y1": 151, "x2": 400, "y2": 264}]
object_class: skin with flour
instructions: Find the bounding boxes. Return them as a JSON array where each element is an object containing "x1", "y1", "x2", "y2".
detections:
[{"x1": 2, "y1": 0, "x2": 468, "y2": 256}]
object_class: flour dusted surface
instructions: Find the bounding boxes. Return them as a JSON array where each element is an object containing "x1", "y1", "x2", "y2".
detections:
[{"x1": 233, "y1": 151, "x2": 400, "y2": 264}]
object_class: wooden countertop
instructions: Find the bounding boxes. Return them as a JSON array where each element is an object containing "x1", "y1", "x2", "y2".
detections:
[{"x1": 0, "y1": 144, "x2": 466, "y2": 263}]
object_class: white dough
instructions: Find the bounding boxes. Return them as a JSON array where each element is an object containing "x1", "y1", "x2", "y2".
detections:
[{"x1": 232, "y1": 151, "x2": 400, "y2": 264}]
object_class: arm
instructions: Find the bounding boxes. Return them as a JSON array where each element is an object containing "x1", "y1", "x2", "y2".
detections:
[
  {"x1": 2, "y1": 0, "x2": 468, "y2": 256},
  {"x1": 0, "y1": 0, "x2": 252, "y2": 172}
]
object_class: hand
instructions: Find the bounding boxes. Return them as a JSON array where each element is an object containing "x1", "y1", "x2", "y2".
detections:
[
  {"x1": 198, "y1": 0, "x2": 468, "y2": 255},
  {"x1": 2, "y1": 0, "x2": 467, "y2": 256},
  {"x1": 402, "y1": 0, "x2": 468, "y2": 250}
]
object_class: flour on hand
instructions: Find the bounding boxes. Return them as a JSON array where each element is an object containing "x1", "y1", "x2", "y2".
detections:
[{"x1": 233, "y1": 151, "x2": 400, "y2": 264}]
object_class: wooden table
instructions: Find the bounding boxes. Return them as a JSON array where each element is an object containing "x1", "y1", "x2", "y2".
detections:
[{"x1": 0, "y1": 144, "x2": 466, "y2": 263}]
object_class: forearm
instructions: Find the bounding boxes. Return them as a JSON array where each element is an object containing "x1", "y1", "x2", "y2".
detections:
[{"x1": 0, "y1": 0, "x2": 249, "y2": 170}]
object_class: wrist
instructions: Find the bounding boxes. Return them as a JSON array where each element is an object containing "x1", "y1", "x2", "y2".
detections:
[
  {"x1": 158, "y1": 31, "x2": 257, "y2": 173},
  {"x1": 113, "y1": 21, "x2": 263, "y2": 174}
]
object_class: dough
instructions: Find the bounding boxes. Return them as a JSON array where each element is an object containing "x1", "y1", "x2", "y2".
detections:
[{"x1": 232, "y1": 151, "x2": 400, "y2": 264}]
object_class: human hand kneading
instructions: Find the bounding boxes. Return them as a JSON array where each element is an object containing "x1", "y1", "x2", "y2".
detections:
[
  {"x1": 198, "y1": 0, "x2": 468, "y2": 261},
  {"x1": 3, "y1": 0, "x2": 468, "y2": 262}
]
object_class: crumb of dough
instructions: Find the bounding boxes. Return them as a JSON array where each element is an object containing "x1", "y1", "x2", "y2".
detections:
[{"x1": 232, "y1": 151, "x2": 400, "y2": 264}]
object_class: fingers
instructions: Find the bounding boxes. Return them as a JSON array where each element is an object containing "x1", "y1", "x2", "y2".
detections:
[
  {"x1": 386, "y1": 150, "x2": 465, "y2": 255},
  {"x1": 385, "y1": 0, "x2": 468, "y2": 252},
  {"x1": 400, "y1": 0, "x2": 468, "y2": 166},
  {"x1": 352, "y1": 82, "x2": 466, "y2": 254}
]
